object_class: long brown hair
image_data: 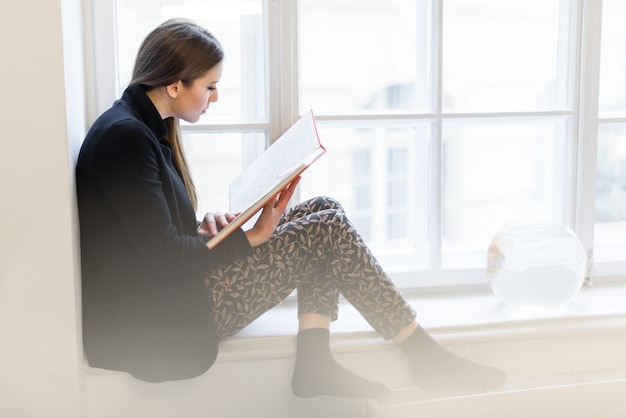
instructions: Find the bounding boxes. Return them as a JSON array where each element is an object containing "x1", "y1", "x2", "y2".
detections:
[{"x1": 130, "y1": 18, "x2": 224, "y2": 210}]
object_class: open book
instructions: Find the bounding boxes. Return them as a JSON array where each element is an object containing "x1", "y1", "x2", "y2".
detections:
[{"x1": 206, "y1": 110, "x2": 326, "y2": 249}]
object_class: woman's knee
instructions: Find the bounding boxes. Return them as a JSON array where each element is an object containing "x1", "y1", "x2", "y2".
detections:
[{"x1": 307, "y1": 195, "x2": 344, "y2": 212}]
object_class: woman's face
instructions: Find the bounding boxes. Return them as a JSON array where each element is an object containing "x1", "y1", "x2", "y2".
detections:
[{"x1": 173, "y1": 62, "x2": 223, "y2": 123}]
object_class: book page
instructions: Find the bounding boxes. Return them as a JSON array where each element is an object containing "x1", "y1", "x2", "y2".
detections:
[
  {"x1": 205, "y1": 110, "x2": 325, "y2": 250},
  {"x1": 229, "y1": 110, "x2": 324, "y2": 213}
]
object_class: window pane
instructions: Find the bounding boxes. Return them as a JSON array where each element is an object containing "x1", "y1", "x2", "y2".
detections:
[
  {"x1": 598, "y1": 0, "x2": 626, "y2": 115},
  {"x1": 300, "y1": 122, "x2": 431, "y2": 271},
  {"x1": 594, "y1": 124, "x2": 626, "y2": 262},
  {"x1": 442, "y1": 119, "x2": 568, "y2": 268},
  {"x1": 386, "y1": 148, "x2": 410, "y2": 240},
  {"x1": 184, "y1": 132, "x2": 265, "y2": 217},
  {"x1": 115, "y1": 0, "x2": 266, "y2": 121},
  {"x1": 443, "y1": 0, "x2": 570, "y2": 112},
  {"x1": 299, "y1": 0, "x2": 431, "y2": 114}
]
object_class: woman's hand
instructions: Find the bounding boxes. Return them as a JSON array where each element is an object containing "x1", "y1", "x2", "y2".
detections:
[
  {"x1": 245, "y1": 176, "x2": 301, "y2": 247},
  {"x1": 198, "y1": 211, "x2": 239, "y2": 237}
]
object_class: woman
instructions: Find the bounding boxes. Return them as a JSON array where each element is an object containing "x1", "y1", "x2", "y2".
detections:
[{"x1": 76, "y1": 18, "x2": 506, "y2": 397}]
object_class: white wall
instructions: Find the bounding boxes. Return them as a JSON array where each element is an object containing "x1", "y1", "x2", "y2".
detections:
[{"x1": 0, "y1": 0, "x2": 85, "y2": 417}]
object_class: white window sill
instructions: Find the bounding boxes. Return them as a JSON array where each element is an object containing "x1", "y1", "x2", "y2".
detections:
[
  {"x1": 217, "y1": 279, "x2": 626, "y2": 361},
  {"x1": 84, "y1": 281, "x2": 626, "y2": 418}
]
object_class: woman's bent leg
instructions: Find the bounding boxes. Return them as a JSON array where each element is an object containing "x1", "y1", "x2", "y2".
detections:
[{"x1": 204, "y1": 201, "x2": 391, "y2": 398}]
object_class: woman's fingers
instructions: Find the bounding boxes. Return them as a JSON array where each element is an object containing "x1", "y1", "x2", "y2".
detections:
[
  {"x1": 199, "y1": 212, "x2": 237, "y2": 236},
  {"x1": 276, "y1": 176, "x2": 301, "y2": 209}
]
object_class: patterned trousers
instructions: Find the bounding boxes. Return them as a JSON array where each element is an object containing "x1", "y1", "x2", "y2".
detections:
[{"x1": 204, "y1": 196, "x2": 417, "y2": 342}]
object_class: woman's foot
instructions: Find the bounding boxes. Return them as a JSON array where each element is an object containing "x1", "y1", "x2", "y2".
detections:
[
  {"x1": 399, "y1": 326, "x2": 507, "y2": 391},
  {"x1": 291, "y1": 328, "x2": 391, "y2": 398}
]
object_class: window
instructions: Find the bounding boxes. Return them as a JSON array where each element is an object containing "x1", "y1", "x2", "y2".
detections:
[{"x1": 90, "y1": 0, "x2": 621, "y2": 289}]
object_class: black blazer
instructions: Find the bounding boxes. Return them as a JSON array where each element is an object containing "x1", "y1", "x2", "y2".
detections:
[{"x1": 76, "y1": 84, "x2": 252, "y2": 382}]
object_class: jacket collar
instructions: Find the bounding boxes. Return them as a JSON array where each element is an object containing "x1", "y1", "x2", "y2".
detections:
[{"x1": 122, "y1": 84, "x2": 170, "y2": 141}]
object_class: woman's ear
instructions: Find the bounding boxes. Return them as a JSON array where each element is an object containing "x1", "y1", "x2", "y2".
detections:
[{"x1": 165, "y1": 81, "x2": 182, "y2": 98}]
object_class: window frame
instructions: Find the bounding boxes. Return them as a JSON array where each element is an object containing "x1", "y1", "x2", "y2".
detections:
[{"x1": 86, "y1": 0, "x2": 622, "y2": 291}]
